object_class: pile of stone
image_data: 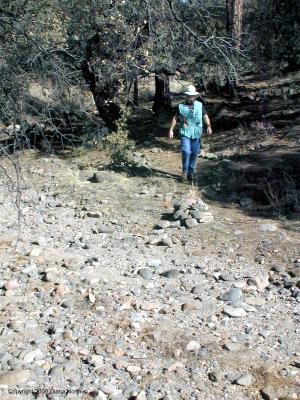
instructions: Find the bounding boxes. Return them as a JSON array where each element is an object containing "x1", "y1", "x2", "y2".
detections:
[{"x1": 171, "y1": 197, "x2": 214, "y2": 228}]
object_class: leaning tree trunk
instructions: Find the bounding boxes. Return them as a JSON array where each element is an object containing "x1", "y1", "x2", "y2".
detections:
[
  {"x1": 152, "y1": 73, "x2": 171, "y2": 114},
  {"x1": 81, "y1": 34, "x2": 121, "y2": 130},
  {"x1": 82, "y1": 60, "x2": 121, "y2": 130}
]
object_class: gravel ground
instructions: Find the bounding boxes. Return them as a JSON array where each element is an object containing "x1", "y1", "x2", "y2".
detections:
[{"x1": 0, "y1": 151, "x2": 299, "y2": 400}]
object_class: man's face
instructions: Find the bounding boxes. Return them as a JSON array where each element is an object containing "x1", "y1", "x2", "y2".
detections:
[{"x1": 186, "y1": 95, "x2": 196, "y2": 104}]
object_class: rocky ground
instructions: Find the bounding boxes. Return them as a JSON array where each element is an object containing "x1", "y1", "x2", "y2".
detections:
[{"x1": 0, "y1": 146, "x2": 299, "y2": 400}]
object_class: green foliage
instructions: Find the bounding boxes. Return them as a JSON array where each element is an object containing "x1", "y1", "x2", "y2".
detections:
[{"x1": 104, "y1": 106, "x2": 135, "y2": 168}]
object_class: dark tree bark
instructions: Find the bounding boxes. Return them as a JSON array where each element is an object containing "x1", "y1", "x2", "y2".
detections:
[
  {"x1": 152, "y1": 72, "x2": 171, "y2": 114},
  {"x1": 81, "y1": 33, "x2": 121, "y2": 129},
  {"x1": 227, "y1": 0, "x2": 243, "y2": 49},
  {"x1": 133, "y1": 77, "x2": 139, "y2": 107}
]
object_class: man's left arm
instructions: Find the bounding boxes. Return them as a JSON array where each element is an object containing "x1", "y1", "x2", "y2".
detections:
[{"x1": 203, "y1": 114, "x2": 212, "y2": 135}]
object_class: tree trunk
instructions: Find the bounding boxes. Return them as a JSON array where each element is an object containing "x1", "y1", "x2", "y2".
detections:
[
  {"x1": 133, "y1": 77, "x2": 139, "y2": 106},
  {"x1": 152, "y1": 73, "x2": 171, "y2": 114},
  {"x1": 227, "y1": 0, "x2": 243, "y2": 49}
]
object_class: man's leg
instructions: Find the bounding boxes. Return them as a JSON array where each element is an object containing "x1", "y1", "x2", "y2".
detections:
[
  {"x1": 188, "y1": 139, "x2": 201, "y2": 177},
  {"x1": 180, "y1": 136, "x2": 191, "y2": 179}
]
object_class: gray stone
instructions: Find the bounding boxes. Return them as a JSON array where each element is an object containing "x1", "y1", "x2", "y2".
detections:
[
  {"x1": 160, "y1": 269, "x2": 180, "y2": 279},
  {"x1": 191, "y1": 210, "x2": 204, "y2": 219},
  {"x1": 208, "y1": 369, "x2": 223, "y2": 382},
  {"x1": 87, "y1": 212, "x2": 102, "y2": 218},
  {"x1": 235, "y1": 373, "x2": 253, "y2": 386},
  {"x1": 245, "y1": 296, "x2": 266, "y2": 306},
  {"x1": 185, "y1": 218, "x2": 198, "y2": 228},
  {"x1": 100, "y1": 383, "x2": 121, "y2": 396},
  {"x1": 186, "y1": 341, "x2": 201, "y2": 351},
  {"x1": 137, "y1": 268, "x2": 153, "y2": 280},
  {"x1": 259, "y1": 330, "x2": 271, "y2": 338},
  {"x1": 223, "y1": 307, "x2": 247, "y2": 317},
  {"x1": 97, "y1": 224, "x2": 114, "y2": 234},
  {"x1": 260, "y1": 385, "x2": 279, "y2": 400},
  {"x1": 224, "y1": 342, "x2": 243, "y2": 352},
  {"x1": 170, "y1": 220, "x2": 181, "y2": 228},
  {"x1": 222, "y1": 288, "x2": 243, "y2": 303},
  {"x1": 173, "y1": 200, "x2": 189, "y2": 211},
  {"x1": 157, "y1": 221, "x2": 171, "y2": 229},
  {"x1": 194, "y1": 201, "x2": 209, "y2": 212},
  {"x1": 147, "y1": 259, "x2": 161, "y2": 268}
]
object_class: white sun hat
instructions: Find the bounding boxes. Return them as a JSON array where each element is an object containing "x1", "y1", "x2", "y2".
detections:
[{"x1": 184, "y1": 85, "x2": 199, "y2": 96}]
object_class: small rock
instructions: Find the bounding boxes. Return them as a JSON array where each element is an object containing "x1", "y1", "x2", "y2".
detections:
[
  {"x1": 126, "y1": 365, "x2": 141, "y2": 375},
  {"x1": 96, "y1": 391, "x2": 108, "y2": 400},
  {"x1": 97, "y1": 224, "x2": 114, "y2": 234},
  {"x1": 185, "y1": 218, "x2": 198, "y2": 228},
  {"x1": 219, "y1": 274, "x2": 236, "y2": 282},
  {"x1": 223, "y1": 307, "x2": 247, "y2": 317},
  {"x1": 260, "y1": 385, "x2": 279, "y2": 400},
  {"x1": 20, "y1": 349, "x2": 44, "y2": 363},
  {"x1": 147, "y1": 259, "x2": 161, "y2": 268},
  {"x1": 54, "y1": 283, "x2": 70, "y2": 297},
  {"x1": 245, "y1": 296, "x2": 266, "y2": 306},
  {"x1": 101, "y1": 383, "x2": 121, "y2": 396},
  {"x1": 259, "y1": 223, "x2": 278, "y2": 232},
  {"x1": 224, "y1": 342, "x2": 243, "y2": 352},
  {"x1": 160, "y1": 269, "x2": 180, "y2": 278},
  {"x1": 140, "y1": 302, "x2": 159, "y2": 311},
  {"x1": 29, "y1": 247, "x2": 42, "y2": 257},
  {"x1": 254, "y1": 275, "x2": 269, "y2": 291},
  {"x1": 191, "y1": 210, "x2": 204, "y2": 219},
  {"x1": 235, "y1": 373, "x2": 253, "y2": 386},
  {"x1": 136, "y1": 390, "x2": 147, "y2": 400},
  {"x1": 222, "y1": 288, "x2": 243, "y2": 303},
  {"x1": 44, "y1": 271, "x2": 58, "y2": 282},
  {"x1": 259, "y1": 330, "x2": 271, "y2": 338},
  {"x1": 137, "y1": 268, "x2": 153, "y2": 280},
  {"x1": 157, "y1": 221, "x2": 171, "y2": 229},
  {"x1": 208, "y1": 369, "x2": 223, "y2": 382},
  {"x1": 4, "y1": 280, "x2": 19, "y2": 291},
  {"x1": 186, "y1": 341, "x2": 201, "y2": 352},
  {"x1": 182, "y1": 302, "x2": 199, "y2": 311},
  {"x1": 87, "y1": 212, "x2": 102, "y2": 218},
  {"x1": 89, "y1": 354, "x2": 104, "y2": 369},
  {"x1": 171, "y1": 235, "x2": 181, "y2": 244}
]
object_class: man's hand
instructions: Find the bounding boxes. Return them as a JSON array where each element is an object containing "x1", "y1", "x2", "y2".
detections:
[
  {"x1": 207, "y1": 126, "x2": 212, "y2": 135},
  {"x1": 168, "y1": 129, "x2": 174, "y2": 140}
]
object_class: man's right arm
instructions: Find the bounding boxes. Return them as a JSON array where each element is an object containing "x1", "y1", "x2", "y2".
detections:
[{"x1": 168, "y1": 116, "x2": 177, "y2": 139}]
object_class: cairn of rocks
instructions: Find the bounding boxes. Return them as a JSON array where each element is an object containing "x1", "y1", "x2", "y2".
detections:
[{"x1": 171, "y1": 197, "x2": 214, "y2": 228}]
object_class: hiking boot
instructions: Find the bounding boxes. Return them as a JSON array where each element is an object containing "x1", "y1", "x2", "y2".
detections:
[
  {"x1": 181, "y1": 171, "x2": 188, "y2": 181},
  {"x1": 188, "y1": 171, "x2": 197, "y2": 180}
]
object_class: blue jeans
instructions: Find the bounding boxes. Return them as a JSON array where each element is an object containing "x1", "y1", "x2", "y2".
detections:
[{"x1": 180, "y1": 136, "x2": 201, "y2": 173}]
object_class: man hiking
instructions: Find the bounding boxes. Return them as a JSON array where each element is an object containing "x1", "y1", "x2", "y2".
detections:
[{"x1": 168, "y1": 85, "x2": 212, "y2": 181}]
